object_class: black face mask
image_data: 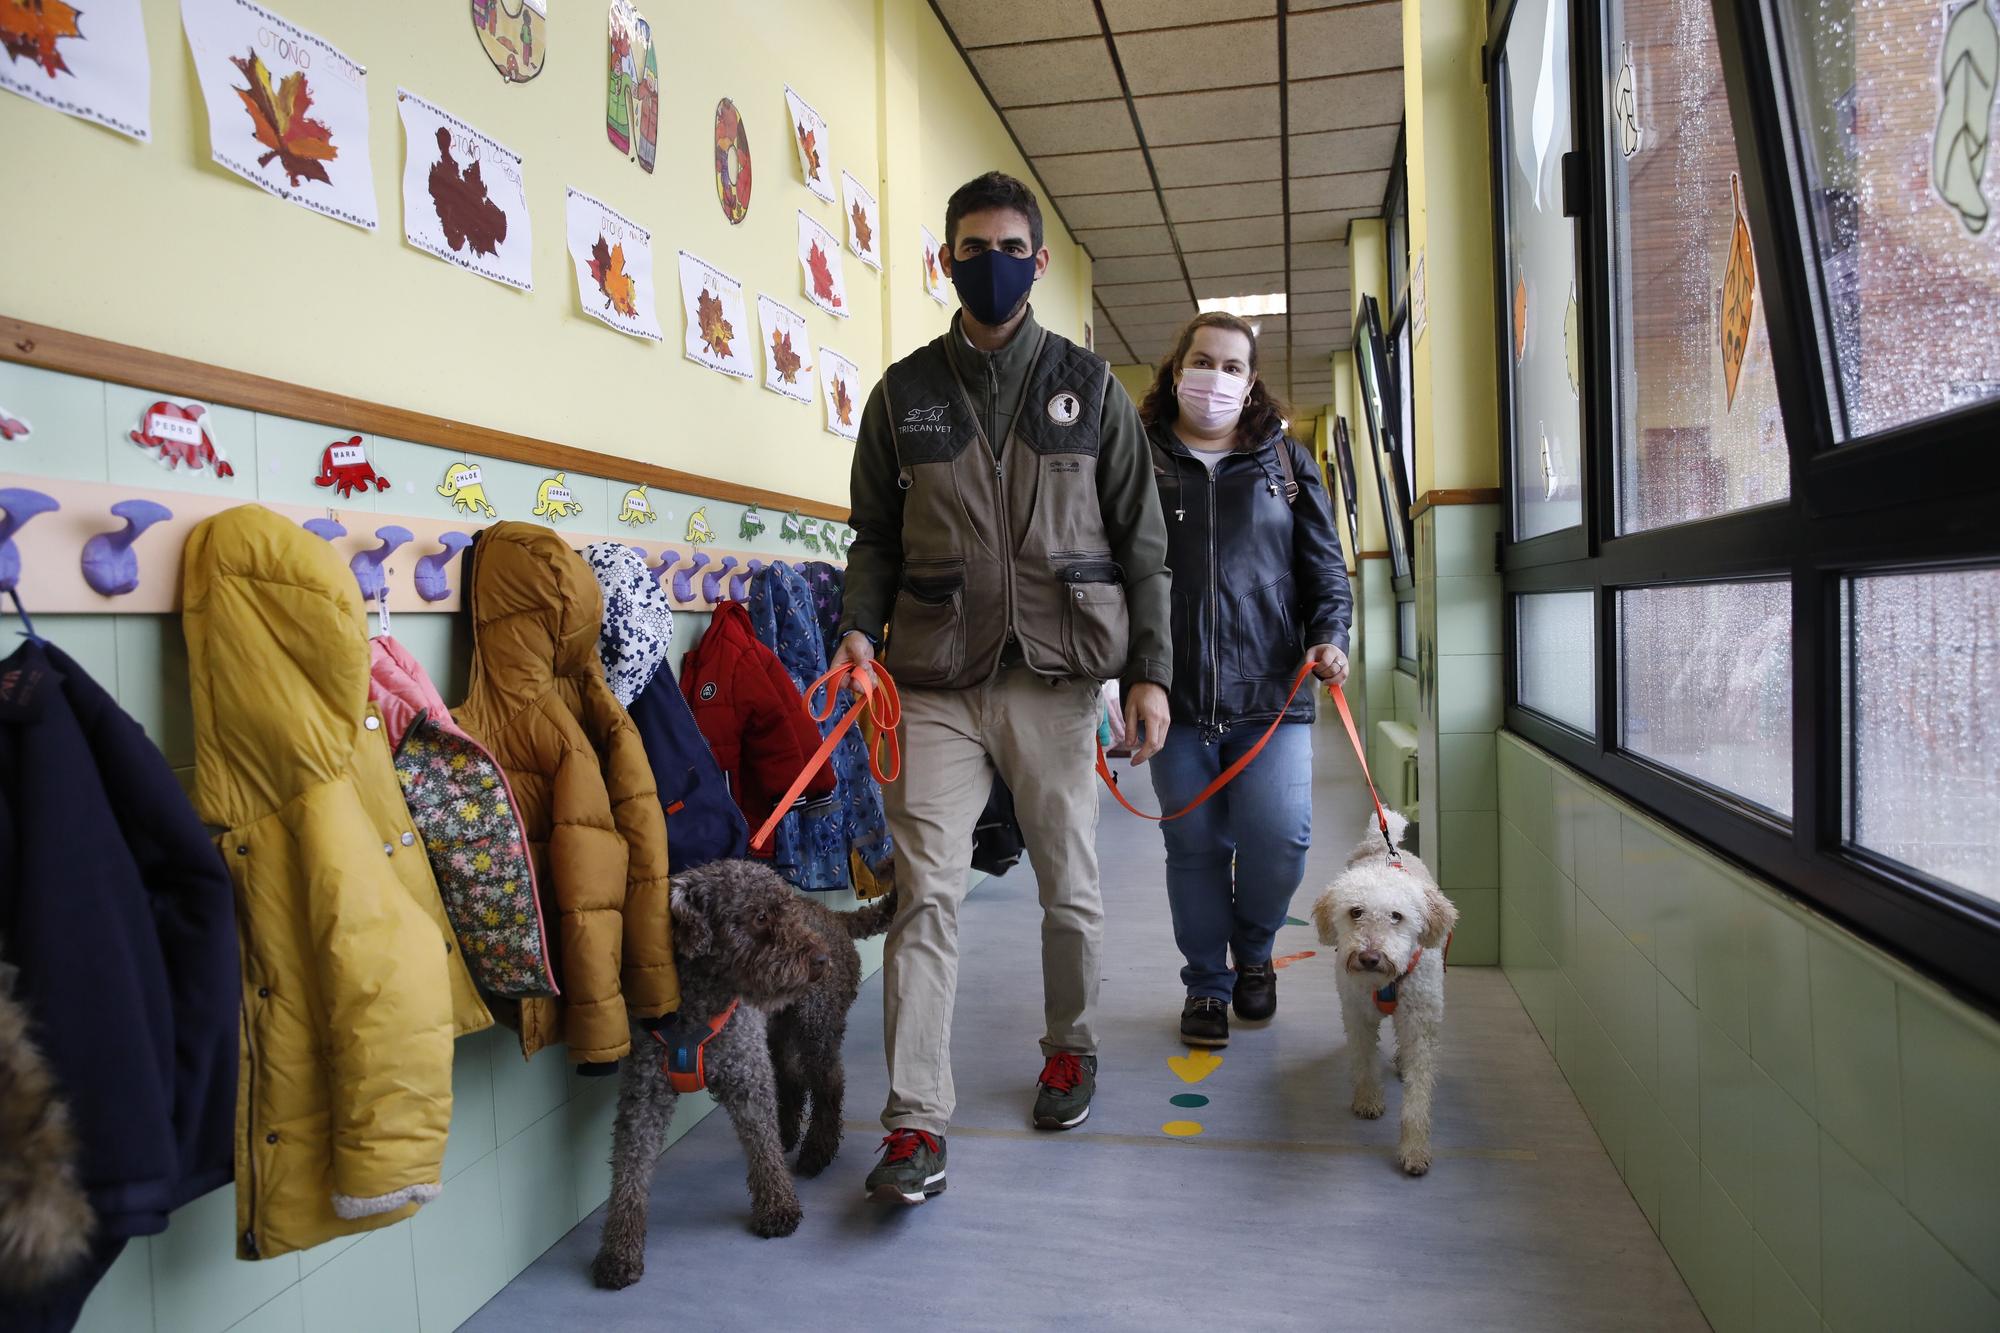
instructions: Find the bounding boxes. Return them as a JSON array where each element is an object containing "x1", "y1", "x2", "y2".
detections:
[{"x1": 949, "y1": 248, "x2": 1038, "y2": 327}]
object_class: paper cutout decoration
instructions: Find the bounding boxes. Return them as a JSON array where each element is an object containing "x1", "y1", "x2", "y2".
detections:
[
  {"x1": 819, "y1": 348, "x2": 861, "y2": 441},
  {"x1": 677, "y1": 250, "x2": 752, "y2": 380},
  {"x1": 1719, "y1": 172, "x2": 1757, "y2": 411},
  {"x1": 0, "y1": 409, "x2": 30, "y2": 441},
  {"x1": 129, "y1": 400, "x2": 234, "y2": 477},
  {"x1": 1512, "y1": 267, "x2": 1528, "y2": 365},
  {"x1": 1084, "y1": 322, "x2": 1094, "y2": 353},
  {"x1": 842, "y1": 169, "x2": 880, "y2": 271},
  {"x1": 779, "y1": 510, "x2": 803, "y2": 543},
  {"x1": 437, "y1": 461, "x2": 496, "y2": 516},
  {"x1": 1564, "y1": 283, "x2": 1581, "y2": 398},
  {"x1": 313, "y1": 435, "x2": 389, "y2": 498},
  {"x1": 181, "y1": 0, "x2": 377, "y2": 229},
  {"x1": 0, "y1": 0, "x2": 150, "y2": 140},
  {"x1": 398, "y1": 90, "x2": 533, "y2": 290},
  {"x1": 784, "y1": 84, "x2": 832, "y2": 203},
  {"x1": 757, "y1": 294, "x2": 815, "y2": 403},
  {"x1": 617, "y1": 486, "x2": 657, "y2": 526},
  {"x1": 1538, "y1": 422, "x2": 1558, "y2": 500},
  {"x1": 566, "y1": 186, "x2": 662, "y2": 340},
  {"x1": 739, "y1": 505, "x2": 766, "y2": 541},
  {"x1": 470, "y1": 0, "x2": 545, "y2": 84},
  {"x1": 715, "y1": 97, "x2": 752, "y2": 225},
  {"x1": 798, "y1": 210, "x2": 848, "y2": 318},
  {"x1": 532, "y1": 471, "x2": 584, "y2": 521},
  {"x1": 1934, "y1": 0, "x2": 1997, "y2": 235},
  {"x1": 685, "y1": 507, "x2": 715, "y2": 546},
  {"x1": 1614, "y1": 42, "x2": 1643, "y2": 159},
  {"x1": 799, "y1": 521, "x2": 822, "y2": 554},
  {"x1": 606, "y1": 0, "x2": 658, "y2": 172},
  {"x1": 919, "y1": 225, "x2": 950, "y2": 305},
  {"x1": 1270, "y1": 949, "x2": 1317, "y2": 969}
]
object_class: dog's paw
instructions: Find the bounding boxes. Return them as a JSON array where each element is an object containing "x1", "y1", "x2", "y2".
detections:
[
  {"x1": 1398, "y1": 1147, "x2": 1432, "y2": 1177},
  {"x1": 752, "y1": 1200, "x2": 803, "y2": 1238},
  {"x1": 590, "y1": 1247, "x2": 645, "y2": 1291},
  {"x1": 794, "y1": 1140, "x2": 838, "y2": 1178},
  {"x1": 1352, "y1": 1089, "x2": 1386, "y2": 1119}
]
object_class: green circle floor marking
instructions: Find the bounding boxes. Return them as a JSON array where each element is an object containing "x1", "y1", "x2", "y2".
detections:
[{"x1": 1169, "y1": 1093, "x2": 1209, "y2": 1108}]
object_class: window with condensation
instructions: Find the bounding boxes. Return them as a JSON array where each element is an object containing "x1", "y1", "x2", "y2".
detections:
[
  {"x1": 1847, "y1": 568, "x2": 2000, "y2": 902},
  {"x1": 1774, "y1": 0, "x2": 2000, "y2": 439},
  {"x1": 1517, "y1": 592, "x2": 1596, "y2": 732},
  {"x1": 1495, "y1": 0, "x2": 1585, "y2": 539},
  {"x1": 1605, "y1": 0, "x2": 1793, "y2": 532},
  {"x1": 1620, "y1": 581, "x2": 1794, "y2": 814}
]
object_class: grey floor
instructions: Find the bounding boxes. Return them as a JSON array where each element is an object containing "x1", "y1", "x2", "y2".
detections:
[{"x1": 465, "y1": 715, "x2": 1705, "y2": 1332}]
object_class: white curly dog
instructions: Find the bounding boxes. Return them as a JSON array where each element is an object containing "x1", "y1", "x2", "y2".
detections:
[{"x1": 1312, "y1": 809, "x2": 1459, "y2": 1176}]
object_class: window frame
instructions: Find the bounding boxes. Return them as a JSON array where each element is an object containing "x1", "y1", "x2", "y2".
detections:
[
  {"x1": 1354, "y1": 295, "x2": 1416, "y2": 582},
  {"x1": 1332, "y1": 415, "x2": 1363, "y2": 561},
  {"x1": 1487, "y1": 0, "x2": 2000, "y2": 1013}
]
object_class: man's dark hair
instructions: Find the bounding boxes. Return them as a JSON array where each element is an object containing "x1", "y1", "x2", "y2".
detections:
[{"x1": 944, "y1": 172, "x2": 1044, "y2": 253}]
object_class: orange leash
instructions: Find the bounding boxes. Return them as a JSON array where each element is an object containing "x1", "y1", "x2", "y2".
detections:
[
  {"x1": 749, "y1": 662, "x2": 903, "y2": 854},
  {"x1": 1096, "y1": 662, "x2": 1321, "y2": 822},
  {"x1": 1326, "y1": 678, "x2": 1402, "y2": 865}
]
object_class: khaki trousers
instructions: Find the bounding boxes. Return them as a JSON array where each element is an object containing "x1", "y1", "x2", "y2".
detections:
[{"x1": 880, "y1": 665, "x2": 1105, "y2": 1134}]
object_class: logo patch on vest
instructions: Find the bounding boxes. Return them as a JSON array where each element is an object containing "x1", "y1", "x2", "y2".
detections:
[
  {"x1": 899, "y1": 403, "x2": 951, "y2": 435},
  {"x1": 1046, "y1": 391, "x2": 1082, "y2": 426},
  {"x1": 699, "y1": 682, "x2": 717, "y2": 701},
  {"x1": 1048, "y1": 459, "x2": 1082, "y2": 475}
]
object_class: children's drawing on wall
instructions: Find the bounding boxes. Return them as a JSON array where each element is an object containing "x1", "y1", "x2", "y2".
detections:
[
  {"x1": 470, "y1": 0, "x2": 545, "y2": 84},
  {"x1": 606, "y1": 0, "x2": 658, "y2": 173},
  {"x1": 1719, "y1": 172, "x2": 1757, "y2": 410},
  {"x1": 398, "y1": 90, "x2": 534, "y2": 290},
  {"x1": 739, "y1": 504, "x2": 767, "y2": 540},
  {"x1": 1934, "y1": 0, "x2": 1997, "y2": 235},
  {"x1": 797, "y1": 209, "x2": 847, "y2": 318},
  {"x1": 129, "y1": 399, "x2": 234, "y2": 477},
  {"x1": 779, "y1": 510, "x2": 805, "y2": 543},
  {"x1": 920, "y1": 225, "x2": 950, "y2": 305},
  {"x1": 182, "y1": 0, "x2": 378, "y2": 229},
  {"x1": 842, "y1": 169, "x2": 881, "y2": 271},
  {"x1": 800, "y1": 521, "x2": 823, "y2": 554},
  {"x1": 715, "y1": 97, "x2": 752, "y2": 224},
  {"x1": 0, "y1": 408, "x2": 31, "y2": 441},
  {"x1": 0, "y1": 0, "x2": 150, "y2": 140},
  {"x1": 819, "y1": 348, "x2": 860, "y2": 442},
  {"x1": 685, "y1": 506, "x2": 715, "y2": 545},
  {"x1": 437, "y1": 461, "x2": 497, "y2": 516},
  {"x1": 566, "y1": 186, "x2": 662, "y2": 339},
  {"x1": 617, "y1": 485, "x2": 656, "y2": 526},
  {"x1": 784, "y1": 84, "x2": 833, "y2": 204},
  {"x1": 756, "y1": 294, "x2": 815, "y2": 404},
  {"x1": 313, "y1": 435, "x2": 389, "y2": 498},
  {"x1": 677, "y1": 250, "x2": 753, "y2": 379},
  {"x1": 532, "y1": 471, "x2": 584, "y2": 521},
  {"x1": 1564, "y1": 281, "x2": 1581, "y2": 398},
  {"x1": 1613, "y1": 42, "x2": 1643, "y2": 159},
  {"x1": 1512, "y1": 265, "x2": 1529, "y2": 365}
]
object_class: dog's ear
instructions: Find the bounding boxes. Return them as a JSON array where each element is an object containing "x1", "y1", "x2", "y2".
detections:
[
  {"x1": 669, "y1": 874, "x2": 714, "y2": 956},
  {"x1": 1419, "y1": 882, "x2": 1460, "y2": 949},
  {"x1": 1311, "y1": 889, "x2": 1343, "y2": 947}
]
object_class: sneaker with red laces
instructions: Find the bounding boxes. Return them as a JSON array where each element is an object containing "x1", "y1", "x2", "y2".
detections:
[
  {"x1": 863, "y1": 1129, "x2": 947, "y2": 1204},
  {"x1": 1032, "y1": 1051, "x2": 1097, "y2": 1130}
]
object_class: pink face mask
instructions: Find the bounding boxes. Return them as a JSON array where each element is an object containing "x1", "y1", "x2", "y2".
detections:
[{"x1": 1176, "y1": 367, "x2": 1252, "y2": 433}]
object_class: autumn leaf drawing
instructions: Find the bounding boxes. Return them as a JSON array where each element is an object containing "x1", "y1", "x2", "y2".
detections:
[
  {"x1": 697, "y1": 287, "x2": 735, "y2": 358},
  {"x1": 797, "y1": 122, "x2": 821, "y2": 180},
  {"x1": 1, "y1": 0, "x2": 82, "y2": 77},
  {"x1": 850, "y1": 200, "x2": 873, "y2": 254},
  {"x1": 588, "y1": 235, "x2": 639, "y2": 316},
  {"x1": 771, "y1": 328, "x2": 803, "y2": 382},
  {"x1": 923, "y1": 245, "x2": 941, "y2": 287},
  {"x1": 832, "y1": 374, "x2": 854, "y2": 426},
  {"x1": 428, "y1": 127, "x2": 508, "y2": 257},
  {"x1": 807, "y1": 238, "x2": 842, "y2": 307},
  {"x1": 230, "y1": 49, "x2": 337, "y2": 187}
]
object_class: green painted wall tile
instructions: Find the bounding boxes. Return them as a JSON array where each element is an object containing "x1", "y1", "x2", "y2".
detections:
[
  {"x1": 1620, "y1": 1059, "x2": 1664, "y2": 1225},
  {"x1": 1648, "y1": 840, "x2": 1699, "y2": 1005},
  {"x1": 1443, "y1": 887, "x2": 1497, "y2": 963},
  {"x1": 105, "y1": 384, "x2": 258, "y2": 499},
  {"x1": 496, "y1": 1109, "x2": 580, "y2": 1277},
  {"x1": 1436, "y1": 811, "x2": 1499, "y2": 889},
  {"x1": 1753, "y1": 1063, "x2": 1821, "y2": 1305},
  {"x1": 1550, "y1": 769, "x2": 1583, "y2": 881},
  {"x1": 1393, "y1": 667, "x2": 1419, "y2": 719},
  {"x1": 1695, "y1": 1167, "x2": 1755, "y2": 1333},
  {"x1": 228, "y1": 1287, "x2": 305, "y2": 1332},
  {"x1": 72, "y1": 1237, "x2": 153, "y2": 1333},
  {"x1": 1577, "y1": 893, "x2": 1655, "y2": 1087},
  {"x1": 1657, "y1": 974, "x2": 1701, "y2": 1149},
  {"x1": 1432, "y1": 502, "x2": 1497, "y2": 577},
  {"x1": 1659, "y1": 1124, "x2": 1703, "y2": 1284},
  {"x1": 1573, "y1": 789, "x2": 1628, "y2": 947},
  {"x1": 564, "y1": 1072, "x2": 621, "y2": 1222},
  {"x1": 441, "y1": 1029, "x2": 498, "y2": 1182},
  {"x1": 1501, "y1": 817, "x2": 1572, "y2": 972},
  {"x1": 293, "y1": 1232, "x2": 362, "y2": 1279},
  {"x1": 1752, "y1": 1235, "x2": 1820, "y2": 1333},
  {"x1": 1497, "y1": 735, "x2": 1553, "y2": 858},
  {"x1": 1809, "y1": 931, "x2": 1906, "y2": 1200},
  {"x1": 1907, "y1": 1217, "x2": 2000, "y2": 1331},
  {"x1": 490, "y1": 1040, "x2": 571, "y2": 1144},
  {"x1": 1435, "y1": 573, "x2": 1502, "y2": 655},
  {"x1": 114, "y1": 615, "x2": 195, "y2": 767},
  {"x1": 1612, "y1": 814, "x2": 1670, "y2": 963},
  {"x1": 1502, "y1": 906, "x2": 1559, "y2": 1052},
  {"x1": 0, "y1": 363, "x2": 109, "y2": 480},
  {"x1": 31, "y1": 615, "x2": 118, "y2": 689},
  {"x1": 1694, "y1": 866, "x2": 1752, "y2": 1050},
  {"x1": 1819, "y1": 1131, "x2": 1914, "y2": 1333},
  {"x1": 1438, "y1": 731, "x2": 1497, "y2": 813},
  {"x1": 1897, "y1": 981, "x2": 2000, "y2": 1293},
  {"x1": 298, "y1": 1223, "x2": 418, "y2": 1333},
  {"x1": 1435, "y1": 652, "x2": 1502, "y2": 733},
  {"x1": 149, "y1": 1184, "x2": 299, "y2": 1332},
  {"x1": 1745, "y1": 896, "x2": 1815, "y2": 1115},
  {"x1": 1700, "y1": 1019, "x2": 1756, "y2": 1217},
  {"x1": 410, "y1": 1155, "x2": 509, "y2": 1333}
]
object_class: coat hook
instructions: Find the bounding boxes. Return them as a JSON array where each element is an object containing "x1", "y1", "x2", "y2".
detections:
[
  {"x1": 731, "y1": 558, "x2": 765, "y2": 600},
  {"x1": 649, "y1": 547, "x2": 681, "y2": 586},
  {"x1": 671, "y1": 550, "x2": 710, "y2": 605},
  {"x1": 351, "y1": 525, "x2": 413, "y2": 602},
  {"x1": 702, "y1": 555, "x2": 740, "y2": 604},
  {"x1": 0, "y1": 487, "x2": 60, "y2": 594},
  {"x1": 302, "y1": 517, "x2": 347, "y2": 542},
  {"x1": 80, "y1": 499, "x2": 174, "y2": 597},
  {"x1": 414, "y1": 531, "x2": 473, "y2": 603}
]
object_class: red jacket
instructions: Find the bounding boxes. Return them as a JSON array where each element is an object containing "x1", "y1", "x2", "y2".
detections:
[{"x1": 679, "y1": 601, "x2": 834, "y2": 854}]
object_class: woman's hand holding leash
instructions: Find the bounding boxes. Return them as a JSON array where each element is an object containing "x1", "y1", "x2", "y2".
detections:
[
  {"x1": 1308, "y1": 643, "x2": 1349, "y2": 686},
  {"x1": 1122, "y1": 682, "x2": 1171, "y2": 766},
  {"x1": 830, "y1": 631, "x2": 878, "y2": 697}
]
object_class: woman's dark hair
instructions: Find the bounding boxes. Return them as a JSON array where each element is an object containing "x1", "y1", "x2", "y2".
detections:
[
  {"x1": 945, "y1": 172, "x2": 1044, "y2": 253},
  {"x1": 1138, "y1": 312, "x2": 1290, "y2": 444}
]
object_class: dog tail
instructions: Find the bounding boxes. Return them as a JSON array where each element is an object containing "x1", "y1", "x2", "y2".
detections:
[
  {"x1": 1367, "y1": 808, "x2": 1412, "y2": 852},
  {"x1": 839, "y1": 882, "x2": 899, "y2": 940}
]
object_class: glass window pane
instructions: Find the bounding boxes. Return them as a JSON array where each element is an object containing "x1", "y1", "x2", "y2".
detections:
[
  {"x1": 1777, "y1": 0, "x2": 2000, "y2": 439},
  {"x1": 1398, "y1": 599, "x2": 1419, "y2": 663},
  {"x1": 1497, "y1": 0, "x2": 1585, "y2": 538},
  {"x1": 1607, "y1": 0, "x2": 1793, "y2": 532},
  {"x1": 1848, "y1": 568, "x2": 2000, "y2": 902},
  {"x1": 1620, "y1": 581, "x2": 1794, "y2": 814},
  {"x1": 1518, "y1": 592, "x2": 1597, "y2": 731}
]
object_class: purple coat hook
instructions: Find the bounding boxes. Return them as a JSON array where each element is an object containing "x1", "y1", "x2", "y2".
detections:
[
  {"x1": 351, "y1": 525, "x2": 413, "y2": 603},
  {"x1": 731, "y1": 558, "x2": 765, "y2": 600},
  {"x1": 702, "y1": 555, "x2": 740, "y2": 604},
  {"x1": 671, "y1": 551, "x2": 710, "y2": 605},
  {"x1": 81, "y1": 499, "x2": 174, "y2": 597},
  {"x1": 302, "y1": 517, "x2": 347, "y2": 542},
  {"x1": 414, "y1": 531, "x2": 473, "y2": 603},
  {"x1": 650, "y1": 547, "x2": 682, "y2": 586},
  {"x1": 0, "y1": 487, "x2": 60, "y2": 594}
]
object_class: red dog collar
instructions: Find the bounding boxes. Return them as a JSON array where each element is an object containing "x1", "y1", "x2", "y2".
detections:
[{"x1": 650, "y1": 998, "x2": 740, "y2": 1093}]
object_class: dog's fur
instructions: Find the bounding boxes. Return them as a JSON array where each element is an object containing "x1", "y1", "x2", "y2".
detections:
[
  {"x1": 592, "y1": 859, "x2": 895, "y2": 1290},
  {"x1": 0, "y1": 970, "x2": 93, "y2": 1293},
  {"x1": 1311, "y1": 810, "x2": 1459, "y2": 1176}
]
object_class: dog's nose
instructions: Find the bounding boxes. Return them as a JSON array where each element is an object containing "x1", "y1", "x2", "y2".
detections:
[{"x1": 1357, "y1": 949, "x2": 1384, "y2": 971}]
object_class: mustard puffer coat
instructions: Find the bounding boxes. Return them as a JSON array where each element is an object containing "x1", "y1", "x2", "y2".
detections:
[
  {"x1": 454, "y1": 523, "x2": 677, "y2": 1064},
  {"x1": 183, "y1": 505, "x2": 492, "y2": 1262}
]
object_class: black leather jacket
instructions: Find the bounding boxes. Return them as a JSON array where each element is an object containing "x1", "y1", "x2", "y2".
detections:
[{"x1": 1150, "y1": 423, "x2": 1353, "y2": 735}]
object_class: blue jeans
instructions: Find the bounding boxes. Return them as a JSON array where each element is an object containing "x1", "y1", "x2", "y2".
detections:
[{"x1": 1146, "y1": 722, "x2": 1314, "y2": 1000}]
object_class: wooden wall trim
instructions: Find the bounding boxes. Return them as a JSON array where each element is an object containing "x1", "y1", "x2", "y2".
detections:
[
  {"x1": 1, "y1": 315, "x2": 852, "y2": 522},
  {"x1": 1355, "y1": 550, "x2": 1391, "y2": 560},
  {"x1": 1408, "y1": 487, "x2": 1503, "y2": 519}
]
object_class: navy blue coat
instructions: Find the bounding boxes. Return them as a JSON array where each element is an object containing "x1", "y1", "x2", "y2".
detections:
[{"x1": 629, "y1": 658, "x2": 749, "y2": 873}]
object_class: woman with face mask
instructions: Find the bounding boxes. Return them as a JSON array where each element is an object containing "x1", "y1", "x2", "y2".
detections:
[{"x1": 1134, "y1": 312, "x2": 1354, "y2": 1048}]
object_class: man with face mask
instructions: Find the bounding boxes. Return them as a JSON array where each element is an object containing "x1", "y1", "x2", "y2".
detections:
[{"x1": 831, "y1": 171, "x2": 1173, "y2": 1205}]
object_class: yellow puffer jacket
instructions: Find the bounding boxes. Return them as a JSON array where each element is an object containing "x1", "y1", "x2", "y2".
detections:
[{"x1": 183, "y1": 505, "x2": 491, "y2": 1262}]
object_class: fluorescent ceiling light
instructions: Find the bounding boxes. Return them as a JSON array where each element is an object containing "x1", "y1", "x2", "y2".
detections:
[{"x1": 1197, "y1": 292, "x2": 1287, "y2": 317}]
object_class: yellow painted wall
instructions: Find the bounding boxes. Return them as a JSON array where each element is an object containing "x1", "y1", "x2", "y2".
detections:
[
  {"x1": 1110, "y1": 361, "x2": 1155, "y2": 410},
  {"x1": 0, "y1": 0, "x2": 1090, "y2": 509}
]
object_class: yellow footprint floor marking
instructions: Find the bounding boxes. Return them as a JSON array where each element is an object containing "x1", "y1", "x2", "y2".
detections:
[{"x1": 1167, "y1": 1047, "x2": 1223, "y2": 1084}]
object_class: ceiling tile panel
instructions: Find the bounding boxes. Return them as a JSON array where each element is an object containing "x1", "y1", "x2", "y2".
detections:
[
  {"x1": 1290, "y1": 311, "x2": 1352, "y2": 332},
  {"x1": 937, "y1": 0, "x2": 1101, "y2": 47},
  {"x1": 1163, "y1": 181, "x2": 1283, "y2": 224},
  {"x1": 972, "y1": 38, "x2": 1123, "y2": 107},
  {"x1": 1288, "y1": 5, "x2": 1404, "y2": 77},
  {"x1": 1192, "y1": 272, "x2": 1287, "y2": 299},
  {"x1": 1287, "y1": 71, "x2": 1404, "y2": 132},
  {"x1": 1100, "y1": 0, "x2": 1274, "y2": 29},
  {"x1": 1091, "y1": 253, "x2": 1188, "y2": 283},
  {"x1": 1174, "y1": 215, "x2": 1285, "y2": 250},
  {"x1": 1071, "y1": 225, "x2": 1175, "y2": 256},
  {"x1": 1112, "y1": 20, "x2": 1277, "y2": 95},
  {"x1": 1033, "y1": 149, "x2": 1154, "y2": 196},
  {"x1": 1290, "y1": 240, "x2": 1348, "y2": 270},
  {"x1": 1094, "y1": 278, "x2": 1192, "y2": 306},
  {"x1": 1056, "y1": 189, "x2": 1166, "y2": 229},
  {"x1": 1290, "y1": 124, "x2": 1402, "y2": 176},
  {"x1": 1151, "y1": 138, "x2": 1282, "y2": 188},
  {"x1": 1288, "y1": 290, "x2": 1349, "y2": 314},
  {"x1": 1133, "y1": 86, "x2": 1280, "y2": 147},
  {"x1": 1007, "y1": 100, "x2": 1137, "y2": 155},
  {"x1": 1290, "y1": 208, "x2": 1374, "y2": 243},
  {"x1": 1184, "y1": 244, "x2": 1288, "y2": 276},
  {"x1": 1292, "y1": 170, "x2": 1389, "y2": 213},
  {"x1": 1105, "y1": 298, "x2": 1201, "y2": 321},
  {"x1": 1292, "y1": 267, "x2": 1345, "y2": 292}
]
